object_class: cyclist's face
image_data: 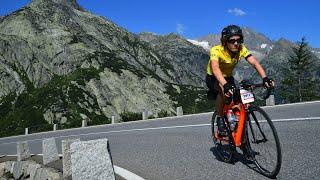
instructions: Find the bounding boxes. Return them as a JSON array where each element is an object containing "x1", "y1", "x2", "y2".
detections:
[{"x1": 227, "y1": 35, "x2": 242, "y2": 52}]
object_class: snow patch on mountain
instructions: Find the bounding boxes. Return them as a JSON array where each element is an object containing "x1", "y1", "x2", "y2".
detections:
[
  {"x1": 187, "y1": 39, "x2": 210, "y2": 51},
  {"x1": 260, "y1": 44, "x2": 268, "y2": 49}
]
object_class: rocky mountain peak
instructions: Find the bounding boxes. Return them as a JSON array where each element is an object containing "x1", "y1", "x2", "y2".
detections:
[
  {"x1": 275, "y1": 38, "x2": 295, "y2": 49},
  {"x1": 165, "y1": 33, "x2": 183, "y2": 40},
  {"x1": 138, "y1": 32, "x2": 159, "y2": 42},
  {"x1": 29, "y1": 0, "x2": 84, "y2": 11},
  {"x1": 197, "y1": 34, "x2": 220, "y2": 46}
]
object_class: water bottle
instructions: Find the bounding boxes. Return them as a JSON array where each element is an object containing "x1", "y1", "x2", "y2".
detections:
[
  {"x1": 227, "y1": 110, "x2": 236, "y2": 131},
  {"x1": 234, "y1": 110, "x2": 240, "y2": 130},
  {"x1": 234, "y1": 109, "x2": 240, "y2": 121}
]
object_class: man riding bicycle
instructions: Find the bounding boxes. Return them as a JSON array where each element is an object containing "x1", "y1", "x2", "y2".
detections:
[{"x1": 206, "y1": 25, "x2": 274, "y2": 136}]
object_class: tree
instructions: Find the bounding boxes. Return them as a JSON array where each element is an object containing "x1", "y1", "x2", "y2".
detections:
[{"x1": 280, "y1": 37, "x2": 320, "y2": 103}]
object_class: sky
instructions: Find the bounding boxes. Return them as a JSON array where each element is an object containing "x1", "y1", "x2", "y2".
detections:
[{"x1": 0, "y1": 0, "x2": 319, "y2": 48}]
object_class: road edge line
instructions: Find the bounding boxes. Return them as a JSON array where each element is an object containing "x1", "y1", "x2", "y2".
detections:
[{"x1": 114, "y1": 165, "x2": 145, "y2": 180}]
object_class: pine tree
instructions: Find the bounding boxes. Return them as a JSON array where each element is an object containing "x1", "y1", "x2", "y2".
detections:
[{"x1": 280, "y1": 37, "x2": 319, "y2": 103}]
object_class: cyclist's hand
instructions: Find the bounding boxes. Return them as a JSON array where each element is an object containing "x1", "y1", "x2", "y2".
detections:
[
  {"x1": 223, "y1": 83, "x2": 235, "y2": 97},
  {"x1": 263, "y1": 77, "x2": 274, "y2": 89}
]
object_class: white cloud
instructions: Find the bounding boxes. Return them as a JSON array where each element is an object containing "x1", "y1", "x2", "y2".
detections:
[
  {"x1": 176, "y1": 23, "x2": 185, "y2": 34},
  {"x1": 228, "y1": 8, "x2": 246, "y2": 16}
]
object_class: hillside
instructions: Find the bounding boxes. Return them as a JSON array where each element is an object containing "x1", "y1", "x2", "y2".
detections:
[{"x1": 0, "y1": 0, "x2": 211, "y2": 136}]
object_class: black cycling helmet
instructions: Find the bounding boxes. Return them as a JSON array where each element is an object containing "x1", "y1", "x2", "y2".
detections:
[{"x1": 221, "y1": 25, "x2": 243, "y2": 45}]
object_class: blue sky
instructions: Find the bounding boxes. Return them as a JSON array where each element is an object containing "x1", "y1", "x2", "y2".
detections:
[{"x1": 1, "y1": 0, "x2": 319, "y2": 47}]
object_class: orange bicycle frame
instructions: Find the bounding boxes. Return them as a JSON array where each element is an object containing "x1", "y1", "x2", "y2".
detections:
[{"x1": 223, "y1": 101, "x2": 248, "y2": 147}]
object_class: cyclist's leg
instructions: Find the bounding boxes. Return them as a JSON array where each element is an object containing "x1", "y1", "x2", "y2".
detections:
[
  {"x1": 215, "y1": 76, "x2": 236, "y2": 116},
  {"x1": 215, "y1": 77, "x2": 237, "y2": 135},
  {"x1": 205, "y1": 74, "x2": 218, "y2": 101},
  {"x1": 215, "y1": 92, "x2": 224, "y2": 116},
  {"x1": 214, "y1": 79, "x2": 227, "y2": 135}
]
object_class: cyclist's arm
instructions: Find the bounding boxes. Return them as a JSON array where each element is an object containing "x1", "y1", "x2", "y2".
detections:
[
  {"x1": 210, "y1": 60, "x2": 227, "y2": 86},
  {"x1": 246, "y1": 55, "x2": 267, "y2": 79}
]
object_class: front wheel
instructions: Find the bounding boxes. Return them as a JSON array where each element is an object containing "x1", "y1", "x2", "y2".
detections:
[{"x1": 245, "y1": 105, "x2": 282, "y2": 178}]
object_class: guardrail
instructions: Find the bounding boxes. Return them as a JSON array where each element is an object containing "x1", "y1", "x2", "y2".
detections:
[
  {"x1": 0, "y1": 106, "x2": 183, "y2": 137},
  {"x1": 21, "y1": 106, "x2": 185, "y2": 136}
]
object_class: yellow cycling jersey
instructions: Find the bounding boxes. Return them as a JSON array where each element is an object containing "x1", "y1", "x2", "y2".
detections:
[{"x1": 207, "y1": 44, "x2": 251, "y2": 77}]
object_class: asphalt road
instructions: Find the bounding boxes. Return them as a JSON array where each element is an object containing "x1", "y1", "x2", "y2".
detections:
[{"x1": 1, "y1": 101, "x2": 320, "y2": 179}]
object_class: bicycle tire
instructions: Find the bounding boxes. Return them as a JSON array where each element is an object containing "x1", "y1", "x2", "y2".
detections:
[
  {"x1": 211, "y1": 112, "x2": 234, "y2": 163},
  {"x1": 245, "y1": 105, "x2": 282, "y2": 178}
]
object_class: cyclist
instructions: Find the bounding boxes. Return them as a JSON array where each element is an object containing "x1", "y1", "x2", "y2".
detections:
[{"x1": 206, "y1": 25, "x2": 274, "y2": 136}]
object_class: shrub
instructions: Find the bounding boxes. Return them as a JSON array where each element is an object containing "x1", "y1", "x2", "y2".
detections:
[
  {"x1": 120, "y1": 111, "x2": 142, "y2": 122},
  {"x1": 158, "y1": 110, "x2": 170, "y2": 118},
  {"x1": 89, "y1": 117, "x2": 111, "y2": 126},
  {"x1": 148, "y1": 114, "x2": 155, "y2": 119}
]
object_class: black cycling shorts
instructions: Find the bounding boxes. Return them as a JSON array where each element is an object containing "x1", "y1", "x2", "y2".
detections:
[{"x1": 205, "y1": 74, "x2": 235, "y2": 100}]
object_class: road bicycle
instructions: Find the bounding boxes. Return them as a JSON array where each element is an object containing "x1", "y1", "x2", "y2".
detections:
[{"x1": 211, "y1": 80, "x2": 282, "y2": 178}]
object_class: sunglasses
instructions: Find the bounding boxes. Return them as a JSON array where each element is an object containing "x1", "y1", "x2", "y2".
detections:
[{"x1": 227, "y1": 38, "x2": 243, "y2": 44}]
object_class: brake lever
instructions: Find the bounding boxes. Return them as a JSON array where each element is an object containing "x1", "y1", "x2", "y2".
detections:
[{"x1": 224, "y1": 88, "x2": 236, "y2": 105}]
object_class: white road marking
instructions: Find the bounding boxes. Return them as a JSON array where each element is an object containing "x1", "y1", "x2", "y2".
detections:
[
  {"x1": 114, "y1": 165, "x2": 145, "y2": 180},
  {"x1": 263, "y1": 117, "x2": 320, "y2": 122},
  {"x1": 0, "y1": 124, "x2": 209, "y2": 145},
  {"x1": 0, "y1": 154, "x2": 145, "y2": 180},
  {"x1": 263, "y1": 100, "x2": 320, "y2": 108}
]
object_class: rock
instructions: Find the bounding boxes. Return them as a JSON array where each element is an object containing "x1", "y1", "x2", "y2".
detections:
[
  {"x1": 33, "y1": 167, "x2": 62, "y2": 180},
  {"x1": 17, "y1": 141, "x2": 30, "y2": 161},
  {"x1": 13, "y1": 161, "x2": 23, "y2": 179},
  {"x1": 42, "y1": 138, "x2": 60, "y2": 165},
  {"x1": 70, "y1": 139, "x2": 115, "y2": 180},
  {"x1": 26, "y1": 161, "x2": 42, "y2": 179},
  {"x1": 0, "y1": 163, "x2": 5, "y2": 177},
  {"x1": 4, "y1": 161, "x2": 14, "y2": 174},
  {"x1": 62, "y1": 138, "x2": 80, "y2": 178}
]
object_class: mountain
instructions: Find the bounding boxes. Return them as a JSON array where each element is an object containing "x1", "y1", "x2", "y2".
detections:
[
  {"x1": 138, "y1": 32, "x2": 209, "y2": 87},
  {"x1": 187, "y1": 39, "x2": 211, "y2": 51},
  {"x1": 0, "y1": 0, "x2": 211, "y2": 133},
  {"x1": 262, "y1": 38, "x2": 320, "y2": 75},
  {"x1": 197, "y1": 34, "x2": 220, "y2": 47}
]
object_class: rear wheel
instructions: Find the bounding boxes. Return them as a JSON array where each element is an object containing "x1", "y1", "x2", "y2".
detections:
[
  {"x1": 211, "y1": 112, "x2": 234, "y2": 163},
  {"x1": 245, "y1": 105, "x2": 282, "y2": 178}
]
